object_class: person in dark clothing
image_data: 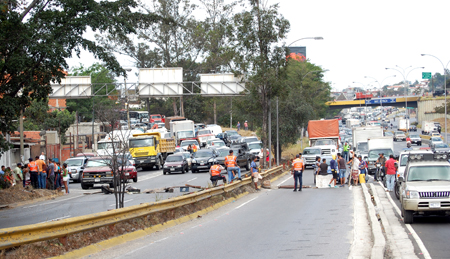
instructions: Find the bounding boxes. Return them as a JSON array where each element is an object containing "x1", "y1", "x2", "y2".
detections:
[{"x1": 319, "y1": 158, "x2": 328, "y2": 175}]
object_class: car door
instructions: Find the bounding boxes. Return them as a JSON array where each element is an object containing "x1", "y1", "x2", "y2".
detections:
[{"x1": 237, "y1": 149, "x2": 246, "y2": 167}]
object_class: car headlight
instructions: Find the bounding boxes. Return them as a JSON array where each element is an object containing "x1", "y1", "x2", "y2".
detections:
[
  {"x1": 71, "y1": 169, "x2": 77, "y2": 173},
  {"x1": 192, "y1": 159, "x2": 197, "y2": 163},
  {"x1": 164, "y1": 165, "x2": 168, "y2": 168},
  {"x1": 125, "y1": 172, "x2": 130, "y2": 176},
  {"x1": 406, "y1": 190, "x2": 420, "y2": 199},
  {"x1": 208, "y1": 158, "x2": 215, "y2": 163}
]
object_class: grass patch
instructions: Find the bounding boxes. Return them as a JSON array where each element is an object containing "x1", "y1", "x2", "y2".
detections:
[{"x1": 281, "y1": 138, "x2": 310, "y2": 160}]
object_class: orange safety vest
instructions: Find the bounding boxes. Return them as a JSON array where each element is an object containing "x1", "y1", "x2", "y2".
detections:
[
  {"x1": 225, "y1": 155, "x2": 237, "y2": 167},
  {"x1": 292, "y1": 158, "x2": 303, "y2": 171},
  {"x1": 210, "y1": 165, "x2": 221, "y2": 176},
  {"x1": 28, "y1": 161, "x2": 38, "y2": 172},
  {"x1": 193, "y1": 145, "x2": 197, "y2": 152}
]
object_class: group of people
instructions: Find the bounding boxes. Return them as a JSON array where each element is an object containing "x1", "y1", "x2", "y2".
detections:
[
  {"x1": 374, "y1": 153, "x2": 398, "y2": 192},
  {"x1": 236, "y1": 121, "x2": 249, "y2": 131},
  {"x1": 0, "y1": 152, "x2": 71, "y2": 194},
  {"x1": 186, "y1": 144, "x2": 198, "y2": 154}
]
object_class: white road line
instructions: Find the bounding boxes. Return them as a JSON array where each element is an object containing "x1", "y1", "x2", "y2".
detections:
[
  {"x1": 382, "y1": 182, "x2": 432, "y2": 259},
  {"x1": 276, "y1": 175, "x2": 292, "y2": 187},
  {"x1": 235, "y1": 197, "x2": 258, "y2": 209},
  {"x1": 122, "y1": 237, "x2": 169, "y2": 256},
  {"x1": 23, "y1": 195, "x2": 82, "y2": 208},
  {"x1": 40, "y1": 215, "x2": 71, "y2": 223},
  {"x1": 186, "y1": 177, "x2": 197, "y2": 182},
  {"x1": 109, "y1": 199, "x2": 133, "y2": 207},
  {"x1": 139, "y1": 173, "x2": 163, "y2": 182}
]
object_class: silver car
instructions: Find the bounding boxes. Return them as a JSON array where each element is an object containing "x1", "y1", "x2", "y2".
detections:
[{"x1": 65, "y1": 157, "x2": 88, "y2": 183}]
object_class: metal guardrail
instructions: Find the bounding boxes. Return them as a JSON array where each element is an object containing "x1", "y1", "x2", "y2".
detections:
[{"x1": 0, "y1": 166, "x2": 283, "y2": 250}]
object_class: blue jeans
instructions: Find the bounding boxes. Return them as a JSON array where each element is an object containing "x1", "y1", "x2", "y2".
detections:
[
  {"x1": 339, "y1": 169, "x2": 346, "y2": 179},
  {"x1": 386, "y1": 174, "x2": 395, "y2": 191},
  {"x1": 39, "y1": 172, "x2": 47, "y2": 189},
  {"x1": 227, "y1": 167, "x2": 241, "y2": 180},
  {"x1": 293, "y1": 171, "x2": 303, "y2": 190},
  {"x1": 343, "y1": 151, "x2": 348, "y2": 161}
]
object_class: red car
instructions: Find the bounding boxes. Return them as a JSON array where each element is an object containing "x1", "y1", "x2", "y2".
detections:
[
  {"x1": 150, "y1": 114, "x2": 162, "y2": 123},
  {"x1": 81, "y1": 157, "x2": 137, "y2": 189}
]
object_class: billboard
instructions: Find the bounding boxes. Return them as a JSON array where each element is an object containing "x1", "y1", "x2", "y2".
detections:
[{"x1": 289, "y1": 46, "x2": 306, "y2": 59}]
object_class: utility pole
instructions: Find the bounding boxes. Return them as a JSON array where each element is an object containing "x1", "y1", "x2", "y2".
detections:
[
  {"x1": 276, "y1": 97, "x2": 279, "y2": 166},
  {"x1": 268, "y1": 98, "x2": 272, "y2": 168},
  {"x1": 214, "y1": 100, "x2": 217, "y2": 124},
  {"x1": 19, "y1": 108, "x2": 24, "y2": 162},
  {"x1": 230, "y1": 97, "x2": 233, "y2": 128}
]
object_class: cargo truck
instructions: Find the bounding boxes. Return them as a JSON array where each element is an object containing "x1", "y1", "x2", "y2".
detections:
[
  {"x1": 398, "y1": 119, "x2": 410, "y2": 132},
  {"x1": 421, "y1": 121, "x2": 437, "y2": 135},
  {"x1": 129, "y1": 132, "x2": 175, "y2": 170},
  {"x1": 170, "y1": 120, "x2": 196, "y2": 145},
  {"x1": 352, "y1": 126, "x2": 384, "y2": 161},
  {"x1": 346, "y1": 119, "x2": 360, "y2": 128},
  {"x1": 307, "y1": 119, "x2": 339, "y2": 155},
  {"x1": 367, "y1": 136, "x2": 394, "y2": 175}
]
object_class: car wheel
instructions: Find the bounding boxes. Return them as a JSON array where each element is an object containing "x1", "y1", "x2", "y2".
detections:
[
  {"x1": 81, "y1": 182, "x2": 90, "y2": 190},
  {"x1": 109, "y1": 183, "x2": 114, "y2": 188},
  {"x1": 155, "y1": 158, "x2": 162, "y2": 170},
  {"x1": 394, "y1": 183, "x2": 400, "y2": 200},
  {"x1": 163, "y1": 171, "x2": 166, "y2": 175},
  {"x1": 78, "y1": 172, "x2": 83, "y2": 183},
  {"x1": 192, "y1": 170, "x2": 197, "y2": 173},
  {"x1": 182, "y1": 167, "x2": 185, "y2": 174},
  {"x1": 402, "y1": 207, "x2": 414, "y2": 224},
  {"x1": 133, "y1": 174, "x2": 138, "y2": 182},
  {"x1": 245, "y1": 160, "x2": 250, "y2": 171}
]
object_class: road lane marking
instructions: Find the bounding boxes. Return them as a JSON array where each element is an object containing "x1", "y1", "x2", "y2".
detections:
[
  {"x1": 186, "y1": 177, "x2": 197, "y2": 182},
  {"x1": 23, "y1": 195, "x2": 82, "y2": 208},
  {"x1": 382, "y1": 182, "x2": 432, "y2": 259},
  {"x1": 40, "y1": 215, "x2": 71, "y2": 223},
  {"x1": 235, "y1": 197, "x2": 258, "y2": 209},
  {"x1": 122, "y1": 237, "x2": 169, "y2": 256},
  {"x1": 277, "y1": 175, "x2": 292, "y2": 186},
  {"x1": 139, "y1": 173, "x2": 163, "y2": 182},
  {"x1": 109, "y1": 199, "x2": 133, "y2": 207}
]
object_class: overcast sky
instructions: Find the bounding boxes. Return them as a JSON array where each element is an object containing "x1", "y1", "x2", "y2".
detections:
[{"x1": 66, "y1": 0, "x2": 450, "y2": 91}]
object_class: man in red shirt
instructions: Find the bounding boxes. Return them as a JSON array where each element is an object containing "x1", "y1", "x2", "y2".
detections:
[{"x1": 384, "y1": 154, "x2": 397, "y2": 192}]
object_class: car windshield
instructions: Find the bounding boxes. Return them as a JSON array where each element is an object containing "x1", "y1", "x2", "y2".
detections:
[
  {"x1": 368, "y1": 149, "x2": 393, "y2": 160},
  {"x1": 431, "y1": 137, "x2": 442, "y2": 141},
  {"x1": 178, "y1": 131, "x2": 194, "y2": 138},
  {"x1": 194, "y1": 151, "x2": 213, "y2": 158},
  {"x1": 357, "y1": 142, "x2": 368, "y2": 152},
  {"x1": 244, "y1": 137, "x2": 258, "y2": 143},
  {"x1": 212, "y1": 141, "x2": 225, "y2": 147},
  {"x1": 303, "y1": 148, "x2": 320, "y2": 155},
  {"x1": 408, "y1": 166, "x2": 450, "y2": 181},
  {"x1": 151, "y1": 115, "x2": 161, "y2": 119},
  {"x1": 182, "y1": 153, "x2": 190, "y2": 159},
  {"x1": 435, "y1": 143, "x2": 449, "y2": 148},
  {"x1": 400, "y1": 154, "x2": 409, "y2": 166},
  {"x1": 395, "y1": 132, "x2": 403, "y2": 135},
  {"x1": 65, "y1": 159, "x2": 84, "y2": 167},
  {"x1": 166, "y1": 156, "x2": 183, "y2": 162},
  {"x1": 198, "y1": 130, "x2": 211, "y2": 135},
  {"x1": 181, "y1": 140, "x2": 198, "y2": 147},
  {"x1": 97, "y1": 142, "x2": 119, "y2": 150},
  {"x1": 315, "y1": 139, "x2": 333, "y2": 145},
  {"x1": 217, "y1": 149, "x2": 229, "y2": 156},
  {"x1": 227, "y1": 131, "x2": 239, "y2": 136},
  {"x1": 86, "y1": 159, "x2": 110, "y2": 167},
  {"x1": 129, "y1": 138, "x2": 154, "y2": 148},
  {"x1": 409, "y1": 135, "x2": 419, "y2": 138},
  {"x1": 248, "y1": 143, "x2": 262, "y2": 150}
]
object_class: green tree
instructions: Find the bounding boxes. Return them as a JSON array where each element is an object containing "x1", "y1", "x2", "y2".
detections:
[{"x1": 0, "y1": 0, "x2": 157, "y2": 152}]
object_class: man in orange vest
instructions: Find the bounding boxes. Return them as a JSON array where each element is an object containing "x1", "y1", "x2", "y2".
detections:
[
  {"x1": 291, "y1": 154, "x2": 304, "y2": 192},
  {"x1": 209, "y1": 161, "x2": 227, "y2": 186},
  {"x1": 225, "y1": 150, "x2": 241, "y2": 181},
  {"x1": 27, "y1": 157, "x2": 39, "y2": 189},
  {"x1": 192, "y1": 144, "x2": 198, "y2": 153}
]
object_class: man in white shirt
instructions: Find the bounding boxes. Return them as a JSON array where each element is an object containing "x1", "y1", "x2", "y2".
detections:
[{"x1": 39, "y1": 152, "x2": 46, "y2": 161}]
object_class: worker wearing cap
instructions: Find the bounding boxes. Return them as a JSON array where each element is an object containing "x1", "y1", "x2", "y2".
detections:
[
  {"x1": 209, "y1": 161, "x2": 227, "y2": 186},
  {"x1": 225, "y1": 150, "x2": 241, "y2": 181},
  {"x1": 27, "y1": 158, "x2": 39, "y2": 189},
  {"x1": 291, "y1": 154, "x2": 304, "y2": 192}
]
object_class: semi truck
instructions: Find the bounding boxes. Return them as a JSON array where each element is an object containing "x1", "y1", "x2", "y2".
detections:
[
  {"x1": 398, "y1": 119, "x2": 410, "y2": 132},
  {"x1": 307, "y1": 119, "x2": 339, "y2": 155},
  {"x1": 352, "y1": 126, "x2": 384, "y2": 161},
  {"x1": 129, "y1": 132, "x2": 175, "y2": 170}
]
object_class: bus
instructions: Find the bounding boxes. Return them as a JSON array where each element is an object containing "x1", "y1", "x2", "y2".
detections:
[{"x1": 121, "y1": 111, "x2": 149, "y2": 123}]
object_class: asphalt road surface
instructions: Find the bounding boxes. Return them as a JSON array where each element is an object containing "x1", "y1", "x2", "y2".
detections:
[
  {"x1": 0, "y1": 165, "x2": 251, "y2": 228},
  {"x1": 85, "y1": 168, "x2": 354, "y2": 259}
]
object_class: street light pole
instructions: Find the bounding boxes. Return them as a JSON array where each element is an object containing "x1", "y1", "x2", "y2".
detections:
[
  {"x1": 386, "y1": 66, "x2": 424, "y2": 120},
  {"x1": 123, "y1": 69, "x2": 132, "y2": 130},
  {"x1": 421, "y1": 54, "x2": 450, "y2": 143}
]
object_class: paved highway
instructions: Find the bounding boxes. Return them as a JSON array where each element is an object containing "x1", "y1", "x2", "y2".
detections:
[
  {"x1": 0, "y1": 164, "x2": 252, "y2": 228},
  {"x1": 84, "y1": 168, "x2": 354, "y2": 259}
]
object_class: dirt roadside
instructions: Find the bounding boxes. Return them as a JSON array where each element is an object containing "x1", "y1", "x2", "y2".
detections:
[{"x1": 0, "y1": 185, "x2": 64, "y2": 209}]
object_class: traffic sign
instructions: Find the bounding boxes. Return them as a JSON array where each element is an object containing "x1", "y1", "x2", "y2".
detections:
[
  {"x1": 422, "y1": 72, "x2": 432, "y2": 79},
  {"x1": 365, "y1": 98, "x2": 397, "y2": 105}
]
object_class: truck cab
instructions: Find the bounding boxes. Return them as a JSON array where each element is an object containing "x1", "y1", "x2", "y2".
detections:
[
  {"x1": 302, "y1": 147, "x2": 321, "y2": 167},
  {"x1": 129, "y1": 132, "x2": 175, "y2": 170}
]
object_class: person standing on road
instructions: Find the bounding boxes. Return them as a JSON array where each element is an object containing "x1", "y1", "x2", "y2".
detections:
[
  {"x1": 375, "y1": 153, "x2": 386, "y2": 181},
  {"x1": 27, "y1": 158, "x2": 39, "y2": 189},
  {"x1": 343, "y1": 142, "x2": 350, "y2": 162},
  {"x1": 251, "y1": 156, "x2": 262, "y2": 190},
  {"x1": 237, "y1": 121, "x2": 240, "y2": 131},
  {"x1": 291, "y1": 154, "x2": 304, "y2": 192},
  {"x1": 187, "y1": 144, "x2": 192, "y2": 154},
  {"x1": 385, "y1": 154, "x2": 397, "y2": 192},
  {"x1": 328, "y1": 154, "x2": 338, "y2": 188},
  {"x1": 47, "y1": 159, "x2": 55, "y2": 190},
  {"x1": 351, "y1": 156, "x2": 360, "y2": 186},
  {"x1": 337, "y1": 153, "x2": 347, "y2": 187},
  {"x1": 225, "y1": 150, "x2": 241, "y2": 181},
  {"x1": 209, "y1": 161, "x2": 227, "y2": 186},
  {"x1": 244, "y1": 121, "x2": 248, "y2": 131},
  {"x1": 55, "y1": 162, "x2": 62, "y2": 191},
  {"x1": 61, "y1": 163, "x2": 70, "y2": 194},
  {"x1": 314, "y1": 156, "x2": 321, "y2": 181},
  {"x1": 12, "y1": 163, "x2": 23, "y2": 187},
  {"x1": 39, "y1": 152, "x2": 46, "y2": 161},
  {"x1": 192, "y1": 144, "x2": 198, "y2": 153},
  {"x1": 35, "y1": 156, "x2": 46, "y2": 189}
]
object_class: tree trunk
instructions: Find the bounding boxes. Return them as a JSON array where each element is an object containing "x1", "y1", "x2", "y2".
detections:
[{"x1": 172, "y1": 99, "x2": 178, "y2": 116}]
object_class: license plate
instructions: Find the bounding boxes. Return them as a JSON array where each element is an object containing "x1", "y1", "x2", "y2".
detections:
[
  {"x1": 198, "y1": 166, "x2": 207, "y2": 168},
  {"x1": 94, "y1": 178, "x2": 100, "y2": 183},
  {"x1": 170, "y1": 168, "x2": 175, "y2": 171},
  {"x1": 430, "y1": 201, "x2": 440, "y2": 208},
  {"x1": 200, "y1": 163, "x2": 205, "y2": 166}
]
